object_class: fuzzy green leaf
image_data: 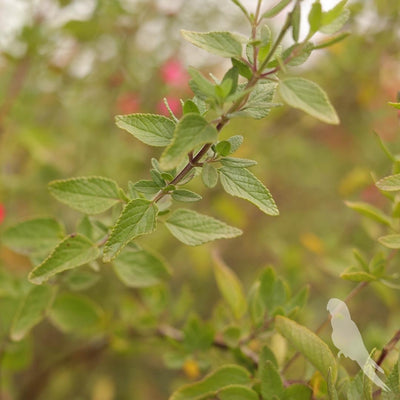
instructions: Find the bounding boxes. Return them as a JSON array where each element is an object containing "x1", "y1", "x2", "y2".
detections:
[
  {"x1": 219, "y1": 166, "x2": 279, "y2": 215},
  {"x1": 113, "y1": 247, "x2": 170, "y2": 288},
  {"x1": 320, "y1": 6, "x2": 350, "y2": 34},
  {"x1": 378, "y1": 234, "x2": 400, "y2": 249},
  {"x1": 181, "y1": 30, "x2": 243, "y2": 58},
  {"x1": 262, "y1": 0, "x2": 291, "y2": 18},
  {"x1": 188, "y1": 67, "x2": 216, "y2": 100},
  {"x1": 160, "y1": 113, "x2": 218, "y2": 170},
  {"x1": 275, "y1": 315, "x2": 337, "y2": 381},
  {"x1": 220, "y1": 157, "x2": 257, "y2": 168},
  {"x1": 218, "y1": 385, "x2": 259, "y2": 400},
  {"x1": 169, "y1": 365, "x2": 251, "y2": 400},
  {"x1": 28, "y1": 234, "x2": 100, "y2": 285},
  {"x1": 202, "y1": 163, "x2": 219, "y2": 188},
  {"x1": 48, "y1": 293, "x2": 102, "y2": 334},
  {"x1": 282, "y1": 384, "x2": 312, "y2": 400},
  {"x1": 340, "y1": 269, "x2": 377, "y2": 282},
  {"x1": 260, "y1": 360, "x2": 284, "y2": 399},
  {"x1": 48, "y1": 177, "x2": 121, "y2": 214},
  {"x1": 345, "y1": 201, "x2": 392, "y2": 227},
  {"x1": 213, "y1": 255, "x2": 247, "y2": 319},
  {"x1": 103, "y1": 199, "x2": 157, "y2": 262},
  {"x1": 165, "y1": 209, "x2": 242, "y2": 246},
  {"x1": 2, "y1": 218, "x2": 64, "y2": 256},
  {"x1": 115, "y1": 113, "x2": 175, "y2": 147},
  {"x1": 279, "y1": 77, "x2": 339, "y2": 124},
  {"x1": 10, "y1": 285, "x2": 55, "y2": 341},
  {"x1": 172, "y1": 189, "x2": 202, "y2": 203},
  {"x1": 376, "y1": 174, "x2": 400, "y2": 191}
]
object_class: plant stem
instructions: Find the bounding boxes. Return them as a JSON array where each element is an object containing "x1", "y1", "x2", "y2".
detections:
[{"x1": 376, "y1": 328, "x2": 400, "y2": 366}]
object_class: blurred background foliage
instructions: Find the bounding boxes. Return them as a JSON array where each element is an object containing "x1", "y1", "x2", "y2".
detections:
[{"x1": 0, "y1": 0, "x2": 400, "y2": 398}]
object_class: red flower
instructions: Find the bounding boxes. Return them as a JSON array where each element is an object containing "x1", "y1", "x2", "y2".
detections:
[
  {"x1": 0, "y1": 204, "x2": 5, "y2": 224},
  {"x1": 160, "y1": 59, "x2": 188, "y2": 88}
]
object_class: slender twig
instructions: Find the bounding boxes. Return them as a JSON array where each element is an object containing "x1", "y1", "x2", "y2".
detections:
[{"x1": 376, "y1": 329, "x2": 400, "y2": 366}]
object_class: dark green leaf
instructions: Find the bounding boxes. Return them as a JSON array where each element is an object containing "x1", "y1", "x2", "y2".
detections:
[{"x1": 260, "y1": 360, "x2": 284, "y2": 399}]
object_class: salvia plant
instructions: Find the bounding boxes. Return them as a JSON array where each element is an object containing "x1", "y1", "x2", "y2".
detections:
[{"x1": 2, "y1": 0, "x2": 400, "y2": 399}]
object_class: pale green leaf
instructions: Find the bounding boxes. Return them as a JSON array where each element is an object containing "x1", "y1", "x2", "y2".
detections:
[
  {"x1": 165, "y1": 209, "x2": 242, "y2": 246},
  {"x1": 172, "y1": 189, "x2": 202, "y2": 202},
  {"x1": 291, "y1": 2, "x2": 301, "y2": 42},
  {"x1": 63, "y1": 270, "x2": 100, "y2": 291},
  {"x1": 220, "y1": 157, "x2": 257, "y2": 168},
  {"x1": 218, "y1": 385, "x2": 259, "y2": 400},
  {"x1": 213, "y1": 254, "x2": 247, "y2": 319},
  {"x1": 181, "y1": 30, "x2": 243, "y2": 58},
  {"x1": 202, "y1": 163, "x2": 218, "y2": 188},
  {"x1": 2, "y1": 218, "x2": 64, "y2": 256},
  {"x1": 48, "y1": 293, "x2": 102, "y2": 334},
  {"x1": 320, "y1": 8, "x2": 350, "y2": 34},
  {"x1": 169, "y1": 365, "x2": 251, "y2": 400},
  {"x1": 376, "y1": 174, "x2": 400, "y2": 191},
  {"x1": 49, "y1": 177, "x2": 121, "y2": 214},
  {"x1": 388, "y1": 102, "x2": 400, "y2": 110},
  {"x1": 103, "y1": 199, "x2": 157, "y2": 262},
  {"x1": 308, "y1": 1, "x2": 322, "y2": 34},
  {"x1": 279, "y1": 77, "x2": 339, "y2": 124},
  {"x1": 115, "y1": 113, "x2": 175, "y2": 147},
  {"x1": 282, "y1": 384, "x2": 312, "y2": 400},
  {"x1": 262, "y1": 0, "x2": 291, "y2": 18},
  {"x1": 275, "y1": 315, "x2": 337, "y2": 381},
  {"x1": 113, "y1": 247, "x2": 170, "y2": 288},
  {"x1": 188, "y1": 67, "x2": 216, "y2": 101},
  {"x1": 226, "y1": 135, "x2": 243, "y2": 153},
  {"x1": 260, "y1": 360, "x2": 284, "y2": 399},
  {"x1": 219, "y1": 166, "x2": 279, "y2": 215},
  {"x1": 28, "y1": 234, "x2": 100, "y2": 285},
  {"x1": 160, "y1": 113, "x2": 218, "y2": 170},
  {"x1": 378, "y1": 234, "x2": 400, "y2": 249},
  {"x1": 10, "y1": 285, "x2": 55, "y2": 341},
  {"x1": 345, "y1": 201, "x2": 392, "y2": 227},
  {"x1": 340, "y1": 269, "x2": 377, "y2": 282}
]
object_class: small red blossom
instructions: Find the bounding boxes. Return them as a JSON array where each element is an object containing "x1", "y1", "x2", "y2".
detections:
[
  {"x1": 0, "y1": 204, "x2": 5, "y2": 224},
  {"x1": 160, "y1": 59, "x2": 188, "y2": 88}
]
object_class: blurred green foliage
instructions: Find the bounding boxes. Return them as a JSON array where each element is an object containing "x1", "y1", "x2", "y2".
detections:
[{"x1": 0, "y1": 0, "x2": 400, "y2": 399}]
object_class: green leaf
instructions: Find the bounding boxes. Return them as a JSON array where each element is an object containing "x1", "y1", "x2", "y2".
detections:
[
  {"x1": 283, "y1": 42, "x2": 314, "y2": 66},
  {"x1": 313, "y1": 32, "x2": 350, "y2": 50},
  {"x1": 160, "y1": 113, "x2": 218, "y2": 170},
  {"x1": 2, "y1": 218, "x2": 64, "y2": 256},
  {"x1": 48, "y1": 293, "x2": 102, "y2": 334},
  {"x1": 320, "y1": 6, "x2": 350, "y2": 34},
  {"x1": 10, "y1": 285, "x2": 55, "y2": 341},
  {"x1": 134, "y1": 180, "x2": 161, "y2": 194},
  {"x1": 282, "y1": 384, "x2": 312, "y2": 400},
  {"x1": 188, "y1": 67, "x2": 216, "y2": 100},
  {"x1": 227, "y1": 135, "x2": 244, "y2": 153},
  {"x1": 28, "y1": 234, "x2": 100, "y2": 285},
  {"x1": 183, "y1": 99, "x2": 200, "y2": 114},
  {"x1": 202, "y1": 163, "x2": 219, "y2": 188},
  {"x1": 219, "y1": 166, "x2": 279, "y2": 216},
  {"x1": 48, "y1": 177, "x2": 121, "y2": 214},
  {"x1": 112, "y1": 247, "x2": 170, "y2": 288},
  {"x1": 183, "y1": 315, "x2": 214, "y2": 352},
  {"x1": 172, "y1": 189, "x2": 202, "y2": 202},
  {"x1": 345, "y1": 201, "x2": 392, "y2": 227},
  {"x1": 291, "y1": 2, "x2": 301, "y2": 42},
  {"x1": 218, "y1": 385, "x2": 259, "y2": 400},
  {"x1": 275, "y1": 315, "x2": 337, "y2": 381},
  {"x1": 340, "y1": 268, "x2": 377, "y2": 282},
  {"x1": 165, "y1": 209, "x2": 242, "y2": 246},
  {"x1": 248, "y1": 281, "x2": 266, "y2": 327},
  {"x1": 103, "y1": 199, "x2": 157, "y2": 262},
  {"x1": 231, "y1": 58, "x2": 252, "y2": 80},
  {"x1": 181, "y1": 30, "x2": 243, "y2": 58},
  {"x1": 220, "y1": 157, "x2": 257, "y2": 168},
  {"x1": 388, "y1": 102, "x2": 400, "y2": 110},
  {"x1": 63, "y1": 270, "x2": 100, "y2": 291},
  {"x1": 220, "y1": 67, "x2": 239, "y2": 98},
  {"x1": 321, "y1": 0, "x2": 347, "y2": 26},
  {"x1": 169, "y1": 365, "x2": 251, "y2": 400},
  {"x1": 376, "y1": 174, "x2": 400, "y2": 191},
  {"x1": 260, "y1": 360, "x2": 284, "y2": 399},
  {"x1": 216, "y1": 141, "x2": 232, "y2": 156},
  {"x1": 308, "y1": 1, "x2": 322, "y2": 34},
  {"x1": 279, "y1": 77, "x2": 339, "y2": 124},
  {"x1": 378, "y1": 234, "x2": 400, "y2": 249},
  {"x1": 237, "y1": 81, "x2": 278, "y2": 120},
  {"x1": 262, "y1": 0, "x2": 291, "y2": 18},
  {"x1": 115, "y1": 113, "x2": 175, "y2": 147},
  {"x1": 259, "y1": 345, "x2": 278, "y2": 369},
  {"x1": 213, "y1": 254, "x2": 247, "y2": 319},
  {"x1": 327, "y1": 367, "x2": 339, "y2": 400}
]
